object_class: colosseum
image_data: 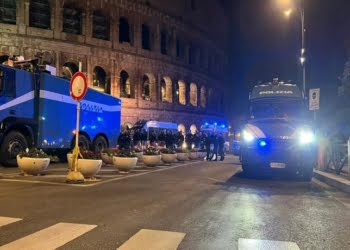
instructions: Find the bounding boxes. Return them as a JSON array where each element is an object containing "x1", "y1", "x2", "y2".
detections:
[{"x1": 0, "y1": 0, "x2": 230, "y2": 133}]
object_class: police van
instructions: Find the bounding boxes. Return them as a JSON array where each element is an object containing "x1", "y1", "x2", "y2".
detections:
[
  {"x1": 240, "y1": 80, "x2": 316, "y2": 180},
  {"x1": 0, "y1": 62, "x2": 121, "y2": 166}
]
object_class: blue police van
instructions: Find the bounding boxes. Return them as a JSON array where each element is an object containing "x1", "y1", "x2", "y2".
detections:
[
  {"x1": 240, "y1": 80, "x2": 316, "y2": 180},
  {"x1": 0, "y1": 64, "x2": 121, "y2": 166}
]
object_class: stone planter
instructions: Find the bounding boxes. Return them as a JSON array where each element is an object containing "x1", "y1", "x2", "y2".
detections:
[
  {"x1": 189, "y1": 152, "x2": 198, "y2": 160},
  {"x1": 101, "y1": 153, "x2": 113, "y2": 165},
  {"x1": 135, "y1": 152, "x2": 143, "y2": 163},
  {"x1": 177, "y1": 153, "x2": 189, "y2": 161},
  {"x1": 77, "y1": 159, "x2": 102, "y2": 179},
  {"x1": 17, "y1": 155, "x2": 50, "y2": 175},
  {"x1": 113, "y1": 157, "x2": 137, "y2": 172},
  {"x1": 143, "y1": 155, "x2": 161, "y2": 167},
  {"x1": 161, "y1": 153, "x2": 177, "y2": 164},
  {"x1": 198, "y1": 152, "x2": 207, "y2": 160}
]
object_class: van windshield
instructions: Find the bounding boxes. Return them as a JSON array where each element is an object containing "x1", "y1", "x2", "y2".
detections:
[{"x1": 250, "y1": 99, "x2": 307, "y2": 119}]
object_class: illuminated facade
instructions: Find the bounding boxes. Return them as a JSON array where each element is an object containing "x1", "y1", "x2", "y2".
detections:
[{"x1": 0, "y1": 0, "x2": 230, "y2": 132}]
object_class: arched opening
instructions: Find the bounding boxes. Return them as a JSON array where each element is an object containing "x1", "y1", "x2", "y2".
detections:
[
  {"x1": 142, "y1": 24, "x2": 151, "y2": 50},
  {"x1": 0, "y1": 0, "x2": 16, "y2": 24},
  {"x1": 178, "y1": 124, "x2": 186, "y2": 134},
  {"x1": 207, "y1": 88, "x2": 213, "y2": 108},
  {"x1": 93, "y1": 66, "x2": 110, "y2": 94},
  {"x1": 160, "y1": 79, "x2": 166, "y2": 102},
  {"x1": 30, "y1": 0, "x2": 50, "y2": 29},
  {"x1": 62, "y1": 62, "x2": 78, "y2": 79},
  {"x1": 92, "y1": 10, "x2": 110, "y2": 40},
  {"x1": 120, "y1": 70, "x2": 132, "y2": 98},
  {"x1": 161, "y1": 77, "x2": 173, "y2": 103},
  {"x1": 62, "y1": 4, "x2": 82, "y2": 34},
  {"x1": 178, "y1": 80, "x2": 186, "y2": 105},
  {"x1": 190, "y1": 124, "x2": 197, "y2": 135},
  {"x1": 190, "y1": 83, "x2": 198, "y2": 107},
  {"x1": 160, "y1": 30, "x2": 167, "y2": 55},
  {"x1": 142, "y1": 75, "x2": 151, "y2": 101},
  {"x1": 200, "y1": 86, "x2": 206, "y2": 108},
  {"x1": 119, "y1": 17, "x2": 130, "y2": 43}
]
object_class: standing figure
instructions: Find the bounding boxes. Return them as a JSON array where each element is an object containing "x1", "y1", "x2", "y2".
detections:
[
  {"x1": 217, "y1": 134, "x2": 225, "y2": 161},
  {"x1": 205, "y1": 133, "x2": 211, "y2": 161},
  {"x1": 211, "y1": 134, "x2": 218, "y2": 161}
]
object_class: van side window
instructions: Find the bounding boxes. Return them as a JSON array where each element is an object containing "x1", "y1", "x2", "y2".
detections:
[{"x1": 0, "y1": 69, "x2": 4, "y2": 92}]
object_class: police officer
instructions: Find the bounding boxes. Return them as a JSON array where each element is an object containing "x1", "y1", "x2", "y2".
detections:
[{"x1": 217, "y1": 133, "x2": 225, "y2": 161}]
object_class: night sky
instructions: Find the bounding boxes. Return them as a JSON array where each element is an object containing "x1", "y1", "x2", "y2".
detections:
[{"x1": 227, "y1": 0, "x2": 350, "y2": 124}]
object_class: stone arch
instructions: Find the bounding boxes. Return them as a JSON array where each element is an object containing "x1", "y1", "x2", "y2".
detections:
[
  {"x1": 62, "y1": 3, "x2": 82, "y2": 34},
  {"x1": 93, "y1": 66, "x2": 110, "y2": 94},
  {"x1": 178, "y1": 124, "x2": 186, "y2": 134},
  {"x1": 62, "y1": 62, "x2": 79, "y2": 79},
  {"x1": 200, "y1": 86, "x2": 206, "y2": 108},
  {"x1": 92, "y1": 10, "x2": 110, "y2": 41},
  {"x1": 119, "y1": 17, "x2": 130, "y2": 43},
  {"x1": 190, "y1": 83, "x2": 198, "y2": 107},
  {"x1": 190, "y1": 124, "x2": 197, "y2": 135},
  {"x1": 30, "y1": 0, "x2": 50, "y2": 29},
  {"x1": 120, "y1": 70, "x2": 133, "y2": 98},
  {"x1": 142, "y1": 73, "x2": 156, "y2": 101},
  {"x1": 177, "y1": 80, "x2": 186, "y2": 105},
  {"x1": 161, "y1": 76, "x2": 172, "y2": 103},
  {"x1": 0, "y1": 0, "x2": 16, "y2": 24}
]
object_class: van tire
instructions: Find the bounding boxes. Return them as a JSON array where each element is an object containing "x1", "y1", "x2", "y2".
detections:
[
  {"x1": 0, "y1": 131, "x2": 29, "y2": 167},
  {"x1": 93, "y1": 136, "x2": 108, "y2": 152},
  {"x1": 73, "y1": 134, "x2": 90, "y2": 151}
]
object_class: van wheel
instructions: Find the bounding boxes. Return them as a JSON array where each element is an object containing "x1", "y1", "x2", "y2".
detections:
[
  {"x1": 72, "y1": 134, "x2": 90, "y2": 151},
  {"x1": 0, "y1": 131, "x2": 29, "y2": 167},
  {"x1": 93, "y1": 136, "x2": 108, "y2": 152}
]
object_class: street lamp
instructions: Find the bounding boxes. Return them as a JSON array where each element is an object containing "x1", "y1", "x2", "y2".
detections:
[{"x1": 278, "y1": 0, "x2": 306, "y2": 96}]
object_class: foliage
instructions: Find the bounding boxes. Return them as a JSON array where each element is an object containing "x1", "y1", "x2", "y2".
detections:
[
  {"x1": 101, "y1": 148, "x2": 118, "y2": 157},
  {"x1": 133, "y1": 147, "x2": 143, "y2": 153},
  {"x1": 190, "y1": 148, "x2": 199, "y2": 153},
  {"x1": 18, "y1": 148, "x2": 49, "y2": 159},
  {"x1": 115, "y1": 149, "x2": 137, "y2": 158},
  {"x1": 80, "y1": 150, "x2": 101, "y2": 160},
  {"x1": 175, "y1": 148, "x2": 190, "y2": 153},
  {"x1": 143, "y1": 147, "x2": 160, "y2": 155},
  {"x1": 160, "y1": 148, "x2": 176, "y2": 154}
]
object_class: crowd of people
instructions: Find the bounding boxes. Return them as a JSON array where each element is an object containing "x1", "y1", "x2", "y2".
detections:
[{"x1": 117, "y1": 129, "x2": 226, "y2": 161}]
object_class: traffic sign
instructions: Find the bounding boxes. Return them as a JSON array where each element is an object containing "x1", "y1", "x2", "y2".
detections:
[
  {"x1": 70, "y1": 72, "x2": 87, "y2": 101},
  {"x1": 309, "y1": 88, "x2": 320, "y2": 111}
]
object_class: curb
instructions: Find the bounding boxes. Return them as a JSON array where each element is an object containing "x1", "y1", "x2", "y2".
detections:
[{"x1": 313, "y1": 170, "x2": 350, "y2": 194}]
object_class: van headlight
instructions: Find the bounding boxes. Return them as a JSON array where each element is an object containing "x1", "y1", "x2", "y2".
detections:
[
  {"x1": 243, "y1": 130, "x2": 255, "y2": 142},
  {"x1": 298, "y1": 129, "x2": 315, "y2": 145}
]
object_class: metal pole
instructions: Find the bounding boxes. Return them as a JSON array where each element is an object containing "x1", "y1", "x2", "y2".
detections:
[{"x1": 301, "y1": 0, "x2": 306, "y2": 95}]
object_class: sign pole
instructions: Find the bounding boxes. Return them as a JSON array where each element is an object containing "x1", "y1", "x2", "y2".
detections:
[{"x1": 66, "y1": 69, "x2": 88, "y2": 184}]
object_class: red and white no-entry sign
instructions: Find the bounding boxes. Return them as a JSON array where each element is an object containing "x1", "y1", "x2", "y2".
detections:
[{"x1": 70, "y1": 72, "x2": 87, "y2": 101}]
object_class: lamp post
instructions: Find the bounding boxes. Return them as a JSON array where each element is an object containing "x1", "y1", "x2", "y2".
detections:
[{"x1": 282, "y1": 0, "x2": 306, "y2": 96}]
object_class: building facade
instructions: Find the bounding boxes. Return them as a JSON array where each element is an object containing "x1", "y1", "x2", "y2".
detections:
[{"x1": 0, "y1": 0, "x2": 230, "y2": 133}]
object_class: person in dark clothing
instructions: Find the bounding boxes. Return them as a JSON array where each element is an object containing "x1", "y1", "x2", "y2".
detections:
[
  {"x1": 211, "y1": 134, "x2": 218, "y2": 161},
  {"x1": 165, "y1": 131, "x2": 174, "y2": 148},
  {"x1": 217, "y1": 134, "x2": 225, "y2": 161},
  {"x1": 177, "y1": 131, "x2": 185, "y2": 147},
  {"x1": 205, "y1": 133, "x2": 211, "y2": 161},
  {"x1": 149, "y1": 130, "x2": 157, "y2": 145}
]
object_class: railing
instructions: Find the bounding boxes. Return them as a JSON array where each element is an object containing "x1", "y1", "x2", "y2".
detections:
[{"x1": 325, "y1": 142, "x2": 348, "y2": 175}]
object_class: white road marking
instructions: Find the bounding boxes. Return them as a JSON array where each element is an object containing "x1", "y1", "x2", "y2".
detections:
[
  {"x1": 0, "y1": 217, "x2": 22, "y2": 228},
  {"x1": 0, "y1": 222, "x2": 97, "y2": 250},
  {"x1": 117, "y1": 229, "x2": 186, "y2": 250},
  {"x1": 238, "y1": 238, "x2": 300, "y2": 250},
  {"x1": 0, "y1": 161, "x2": 202, "y2": 188}
]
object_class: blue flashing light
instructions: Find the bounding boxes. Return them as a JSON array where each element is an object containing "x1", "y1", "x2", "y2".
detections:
[
  {"x1": 214, "y1": 122, "x2": 218, "y2": 126},
  {"x1": 221, "y1": 125, "x2": 226, "y2": 128},
  {"x1": 259, "y1": 140, "x2": 267, "y2": 147},
  {"x1": 97, "y1": 117, "x2": 103, "y2": 122},
  {"x1": 204, "y1": 122, "x2": 209, "y2": 126}
]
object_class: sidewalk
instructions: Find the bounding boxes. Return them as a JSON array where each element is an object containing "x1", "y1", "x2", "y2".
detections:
[{"x1": 313, "y1": 169, "x2": 350, "y2": 194}]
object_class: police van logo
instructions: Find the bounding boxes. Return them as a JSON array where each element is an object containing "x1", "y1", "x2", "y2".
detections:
[{"x1": 81, "y1": 103, "x2": 103, "y2": 113}]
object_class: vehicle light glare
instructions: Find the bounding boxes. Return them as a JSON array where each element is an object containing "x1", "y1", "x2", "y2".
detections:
[
  {"x1": 299, "y1": 130, "x2": 314, "y2": 144},
  {"x1": 243, "y1": 130, "x2": 255, "y2": 142},
  {"x1": 259, "y1": 140, "x2": 267, "y2": 147}
]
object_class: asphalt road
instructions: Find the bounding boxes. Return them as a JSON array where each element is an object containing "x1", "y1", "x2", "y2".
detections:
[{"x1": 0, "y1": 156, "x2": 350, "y2": 250}]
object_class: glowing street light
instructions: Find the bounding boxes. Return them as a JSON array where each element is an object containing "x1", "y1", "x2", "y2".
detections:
[{"x1": 284, "y1": 8, "x2": 293, "y2": 17}]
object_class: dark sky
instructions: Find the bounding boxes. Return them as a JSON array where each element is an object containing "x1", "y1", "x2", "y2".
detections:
[{"x1": 228, "y1": 0, "x2": 350, "y2": 122}]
